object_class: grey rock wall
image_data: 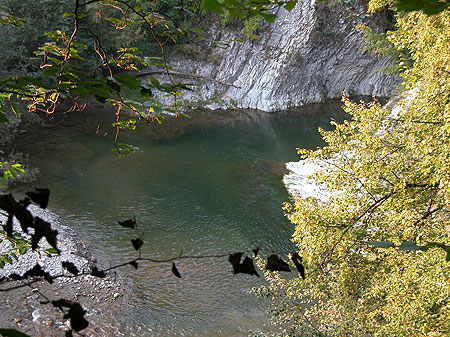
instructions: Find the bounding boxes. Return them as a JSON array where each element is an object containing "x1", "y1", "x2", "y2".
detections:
[{"x1": 150, "y1": 0, "x2": 398, "y2": 112}]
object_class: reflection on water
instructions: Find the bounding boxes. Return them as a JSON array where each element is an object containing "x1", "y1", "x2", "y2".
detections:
[{"x1": 12, "y1": 102, "x2": 348, "y2": 336}]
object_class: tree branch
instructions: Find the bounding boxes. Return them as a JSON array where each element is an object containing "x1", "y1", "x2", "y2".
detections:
[
  {"x1": 131, "y1": 69, "x2": 241, "y2": 88},
  {"x1": 320, "y1": 191, "x2": 395, "y2": 267}
]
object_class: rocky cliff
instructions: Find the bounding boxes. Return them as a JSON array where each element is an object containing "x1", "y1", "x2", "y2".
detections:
[{"x1": 150, "y1": 0, "x2": 398, "y2": 112}]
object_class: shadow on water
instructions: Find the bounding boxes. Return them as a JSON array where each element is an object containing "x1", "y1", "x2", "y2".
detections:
[{"x1": 11, "y1": 100, "x2": 350, "y2": 336}]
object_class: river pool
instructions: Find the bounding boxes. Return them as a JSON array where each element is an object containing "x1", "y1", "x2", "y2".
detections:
[{"x1": 12, "y1": 102, "x2": 347, "y2": 336}]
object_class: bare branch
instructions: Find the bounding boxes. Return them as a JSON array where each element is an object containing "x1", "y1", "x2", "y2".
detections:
[{"x1": 131, "y1": 70, "x2": 241, "y2": 88}]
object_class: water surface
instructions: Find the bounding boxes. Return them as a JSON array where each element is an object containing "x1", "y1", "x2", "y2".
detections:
[{"x1": 13, "y1": 103, "x2": 347, "y2": 336}]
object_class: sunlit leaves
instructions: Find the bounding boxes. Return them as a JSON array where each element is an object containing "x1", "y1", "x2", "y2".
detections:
[
  {"x1": 273, "y1": 7, "x2": 450, "y2": 334},
  {"x1": 0, "y1": 5, "x2": 25, "y2": 26},
  {"x1": 112, "y1": 119, "x2": 137, "y2": 130},
  {"x1": 0, "y1": 229, "x2": 33, "y2": 269},
  {"x1": 0, "y1": 162, "x2": 24, "y2": 181}
]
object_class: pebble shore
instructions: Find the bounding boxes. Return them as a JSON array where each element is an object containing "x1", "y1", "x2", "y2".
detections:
[{"x1": 0, "y1": 204, "x2": 128, "y2": 336}]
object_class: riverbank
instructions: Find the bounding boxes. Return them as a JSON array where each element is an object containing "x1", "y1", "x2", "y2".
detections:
[{"x1": 0, "y1": 204, "x2": 129, "y2": 336}]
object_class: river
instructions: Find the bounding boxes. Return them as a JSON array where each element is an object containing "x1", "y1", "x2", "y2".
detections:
[{"x1": 11, "y1": 102, "x2": 347, "y2": 336}]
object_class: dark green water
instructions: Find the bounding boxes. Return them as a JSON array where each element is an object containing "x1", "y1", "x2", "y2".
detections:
[{"x1": 14, "y1": 103, "x2": 346, "y2": 336}]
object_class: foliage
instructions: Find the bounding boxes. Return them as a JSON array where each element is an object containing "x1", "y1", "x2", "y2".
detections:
[
  {"x1": 255, "y1": 3, "x2": 450, "y2": 336},
  {"x1": 243, "y1": 15, "x2": 262, "y2": 40},
  {"x1": 395, "y1": 0, "x2": 450, "y2": 15},
  {"x1": 0, "y1": 0, "x2": 210, "y2": 159},
  {"x1": 203, "y1": 0, "x2": 297, "y2": 23},
  {"x1": 0, "y1": 162, "x2": 24, "y2": 181},
  {"x1": 0, "y1": 0, "x2": 204, "y2": 78},
  {"x1": 357, "y1": 23, "x2": 412, "y2": 75}
]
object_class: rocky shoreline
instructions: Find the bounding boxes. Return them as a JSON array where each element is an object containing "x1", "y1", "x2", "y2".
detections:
[{"x1": 0, "y1": 204, "x2": 128, "y2": 336}]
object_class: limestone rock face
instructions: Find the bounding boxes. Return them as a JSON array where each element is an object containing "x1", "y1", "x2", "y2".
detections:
[{"x1": 152, "y1": 0, "x2": 398, "y2": 111}]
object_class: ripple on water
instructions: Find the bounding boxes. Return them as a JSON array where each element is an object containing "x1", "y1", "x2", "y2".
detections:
[{"x1": 14, "y1": 103, "x2": 348, "y2": 335}]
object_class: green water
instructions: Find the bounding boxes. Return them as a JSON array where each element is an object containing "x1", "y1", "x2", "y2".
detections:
[{"x1": 13, "y1": 103, "x2": 347, "y2": 336}]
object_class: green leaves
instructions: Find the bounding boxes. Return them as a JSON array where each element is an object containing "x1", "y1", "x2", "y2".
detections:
[
  {"x1": 111, "y1": 143, "x2": 142, "y2": 158},
  {"x1": 115, "y1": 74, "x2": 141, "y2": 90},
  {"x1": 201, "y1": 0, "x2": 297, "y2": 21},
  {"x1": 0, "y1": 162, "x2": 24, "y2": 181},
  {"x1": 260, "y1": 13, "x2": 276, "y2": 23},
  {"x1": 45, "y1": 248, "x2": 60, "y2": 255},
  {"x1": 140, "y1": 87, "x2": 152, "y2": 99},
  {"x1": 112, "y1": 119, "x2": 137, "y2": 130},
  {"x1": 0, "y1": 5, "x2": 25, "y2": 26},
  {"x1": 283, "y1": 1, "x2": 297, "y2": 11},
  {"x1": 202, "y1": 0, "x2": 223, "y2": 14},
  {"x1": 280, "y1": 5, "x2": 450, "y2": 330},
  {"x1": 150, "y1": 76, "x2": 160, "y2": 88},
  {"x1": 395, "y1": 0, "x2": 450, "y2": 15}
]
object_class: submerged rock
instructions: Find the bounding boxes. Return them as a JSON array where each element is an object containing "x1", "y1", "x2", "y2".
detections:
[{"x1": 283, "y1": 159, "x2": 331, "y2": 200}]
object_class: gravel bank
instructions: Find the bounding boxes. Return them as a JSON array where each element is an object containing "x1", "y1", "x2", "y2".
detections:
[{"x1": 0, "y1": 204, "x2": 129, "y2": 336}]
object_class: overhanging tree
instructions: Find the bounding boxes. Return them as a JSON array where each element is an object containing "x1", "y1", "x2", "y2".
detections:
[{"x1": 253, "y1": 1, "x2": 450, "y2": 336}]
